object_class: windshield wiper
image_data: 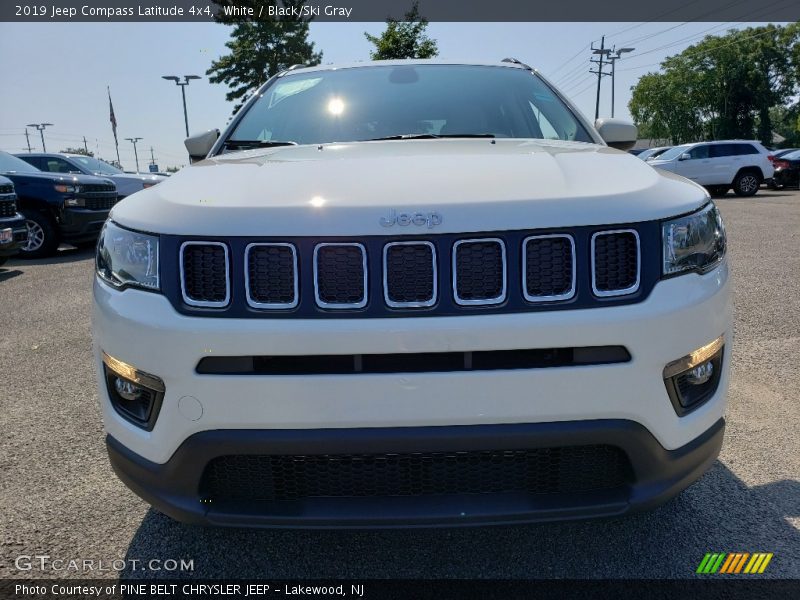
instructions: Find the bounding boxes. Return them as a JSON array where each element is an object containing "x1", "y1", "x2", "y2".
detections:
[
  {"x1": 366, "y1": 133, "x2": 496, "y2": 141},
  {"x1": 223, "y1": 139, "x2": 298, "y2": 149}
]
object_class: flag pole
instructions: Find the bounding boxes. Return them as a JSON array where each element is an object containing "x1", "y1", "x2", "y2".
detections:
[{"x1": 108, "y1": 86, "x2": 121, "y2": 167}]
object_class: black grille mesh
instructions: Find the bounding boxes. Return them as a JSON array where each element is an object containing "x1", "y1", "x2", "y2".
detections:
[
  {"x1": 455, "y1": 240, "x2": 504, "y2": 302},
  {"x1": 316, "y1": 245, "x2": 366, "y2": 305},
  {"x1": 200, "y1": 445, "x2": 631, "y2": 502},
  {"x1": 0, "y1": 199, "x2": 16, "y2": 218},
  {"x1": 593, "y1": 232, "x2": 638, "y2": 292},
  {"x1": 385, "y1": 243, "x2": 435, "y2": 304},
  {"x1": 525, "y1": 236, "x2": 574, "y2": 298},
  {"x1": 83, "y1": 195, "x2": 118, "y2": 211},
  {"x1": 182, "y1": 244, "x2": 228, "y2": 304},
  {"x1": 247, "y1": 245, "x2": 296, "y2": 306}
]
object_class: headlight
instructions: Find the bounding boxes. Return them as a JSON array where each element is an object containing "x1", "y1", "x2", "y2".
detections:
[
  {"x1": 662, "y1": 203, "x2": 726, "y2": 276},
  {"x1": 96, "y1": 221, "x2": 159, "y2": 290},
  {"x1": 54, "y1": 184, "x2": 77, "y2": 193}
]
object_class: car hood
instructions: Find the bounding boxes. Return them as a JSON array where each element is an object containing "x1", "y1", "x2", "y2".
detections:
[
  {"x1": 107, "y1": 172, "x2": 166, "y2": 183},
  {"x1": 0, "y1": 170, "x2": 115, "y2": 186},
  {"x1": 111, "y1": 139, "x2": 708, "y2": 237}
]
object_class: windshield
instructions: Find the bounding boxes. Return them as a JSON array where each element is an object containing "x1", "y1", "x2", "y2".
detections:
[
  {"x1": 0, "y1": 151, "x2": 42, "y2": 173},
  {"x1": 227, "y1": 64, "x2": 594, "y2": 147},
  {"x1": 654, "y1": 145, "x2": 691, "y2": 162},
  {"x1": 68, "y1": 155, "x2": 123, "y2": 175}
]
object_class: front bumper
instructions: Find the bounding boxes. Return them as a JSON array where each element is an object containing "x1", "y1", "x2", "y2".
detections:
[
  {"x1": 0, "y1": 215, "x2": 28, "y2": 256},
  {"x1": 59, "y1": 207, "x2": 110, "y2": 242},
  {"x1": 106, "y1": 418, "x2": 725, "y2": 528}
]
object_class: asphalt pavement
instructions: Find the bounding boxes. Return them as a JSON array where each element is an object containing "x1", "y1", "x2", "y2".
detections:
[{"x1": 0, "y1": 190, "x2": 797, "y2": 580}]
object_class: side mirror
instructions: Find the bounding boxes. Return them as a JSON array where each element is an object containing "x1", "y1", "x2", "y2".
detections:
[
  {"x1": 679, "y1": 153, "x2": 691, "y2": 161},
  {"x1": 184, "y1": 129, "x2": 220, "y2": 163},
  {"x1": 594, "y1": 118, "x2": 637, "y2": 151}
]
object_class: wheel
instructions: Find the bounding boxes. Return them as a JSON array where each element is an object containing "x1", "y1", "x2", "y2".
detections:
[
  {"x1": 19, "y1": 209, "x2": 60, "y2": 258},
  {"x1": 733, "y1": 171, "x2": 761, "y2": 197},
  {"x1": 705, "y1": 186, "x2": 729, "y2": 197}
]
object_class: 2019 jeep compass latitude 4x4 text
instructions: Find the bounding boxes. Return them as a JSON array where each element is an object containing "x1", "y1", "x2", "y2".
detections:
[{"x1": 93, "y1": 61, "x2": 731, "y2": 527}]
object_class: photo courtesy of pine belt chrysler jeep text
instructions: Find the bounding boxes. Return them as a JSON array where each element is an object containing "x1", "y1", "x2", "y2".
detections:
[{"x1": 92, "y1": 60, "x2": 732, "y2": 528}]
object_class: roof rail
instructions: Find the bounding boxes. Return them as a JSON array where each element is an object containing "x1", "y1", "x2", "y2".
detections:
[{"x1": 501, "y1": 57, "x2": 532, "y2": 70}]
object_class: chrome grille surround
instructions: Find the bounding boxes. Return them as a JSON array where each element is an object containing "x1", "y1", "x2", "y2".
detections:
[
  {"x1": 244, "y1": 242, "x2": 299, "y2": 309},
  {"x1": 313, "y1": 242, "x2": 368, "y2": 309},
  {"x1": 522, "y1": 233, "x2": 577, "y2": 302},
  {"x1": 591, "y1": 229, "x2": 641, "y2": 297},
  {"x1": 452, "y1": 238, "x2": 507, "y2": 306},
  {"x1": 179, "y1": 241, "x2": 231, "y2": 308},
  {"x1": 382, "y1": 241, "x2": 438, "y2": 308}
]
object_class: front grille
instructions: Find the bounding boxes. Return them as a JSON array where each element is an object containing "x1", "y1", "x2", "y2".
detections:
[
  {"x1": 0, "y1": 184, "x2": 14, "y2": 195},
  {"x1": 524, "y1": 235, "x2": 575, "y2": 301},
  {"x1": 314, "y1": 243, "x2": 367, "y2": 308},
  {"x1": 0, "y1": 199, "x2": 16, "y2": 218},
  {"x1": 199, "y1": 445, "x2": 632, "y2": 502},
  {"x1": 82, "y1": 184, "x2": 116, "y2": 193},
  {"x1": 383, "y1": 242, "x2": 436, "y2": 307},
  {"x1": 82, "y1": 195, "x2": 118, "y2": 211},
  {"x1": 245, "y1": 243, "x2": 298, "y2": 308},
  {"x1": 180, "y1": 242, "x2": 230, "y2": 307},
  {"x1": 453, "y1": 239, "x2": 506, "y2": 305},
  {"x1": 168, "y1": 223, "x2": 650, "y2": 318},
  {"x1": 592, "y1": 230, "x2": 640, "y2": 296}
]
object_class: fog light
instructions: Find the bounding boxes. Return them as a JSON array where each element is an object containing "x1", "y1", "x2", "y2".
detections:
[
  {"x1": 686, "y1": 361, "x2": 714, "y2": 386},
  {"x1": 663, "y1": 335, "x2": 724, "y2": 416},
  {"x1": 102, "y1": 352, "x2": 165, "y2": 431}
]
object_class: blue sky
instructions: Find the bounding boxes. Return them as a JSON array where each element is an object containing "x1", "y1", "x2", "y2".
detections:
[{"x1": 0, "y1": 21, "x2": 781, "y2": 170}]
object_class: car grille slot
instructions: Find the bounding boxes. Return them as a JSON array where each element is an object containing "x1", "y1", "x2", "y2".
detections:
[
  {"x1": 384, "y1": 242, "x2": 436, "y2": 307},
  {"x1": 592, "y1": 230, "x2": 640, "y2": 296},
  {"x1": 314, "y1": 243, "x2": 367, "y2": 308},
  {"x1": 246, "y1": 243, "x2": 298, "y2": 308},
  {"x1": 453, "y1": 238, "x2": 506, "y2": 305},
  {"x1": 524, "y1": 235, "x2": 575, "y2": 301},
  {"x1": 180, "y1": 242, "x2": 230, "y2": 307},
  {"x1": 0, "y1": 199, "x2": 16, "y2": 218},
  {"x1": 82, "y1": 196, "x2": 119, "y2": 210},
  {"x1": 199, "y1": 445, "x2": 633, "y2": 502}
]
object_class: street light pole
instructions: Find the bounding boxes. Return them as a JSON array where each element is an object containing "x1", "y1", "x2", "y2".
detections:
[
  {"x1": 162, "y1": 75, "x2": 202, "y2": 138},
  {"x1": 125, "y1": 137, "x2": 143, "y2": 172},
  {"x1": 590, "y1": 38, "x2": 611, "y2": 121},
  {"x1": 608, "y1": 47, "x2": 635, "y2": 118},
  {"x1": 26, "y1": 123, "x2": 53, "y2": 152}
]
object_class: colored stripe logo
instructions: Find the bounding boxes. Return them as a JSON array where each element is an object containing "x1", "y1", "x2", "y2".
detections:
[{"x1": 697, "y1": 552, "x2": 773, "y2": 574}]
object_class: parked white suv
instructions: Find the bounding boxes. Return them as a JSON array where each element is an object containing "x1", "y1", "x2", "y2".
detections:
[
  {"x1": 92, "y1": 60, "x2": 731, "y2": 528},
  {"x1": 648, "y1": 140, "x2": 773, "y2": 197}
]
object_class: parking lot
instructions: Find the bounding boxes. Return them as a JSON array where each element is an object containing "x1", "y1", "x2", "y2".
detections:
[{"x1": 0, "y1": 190, "x2": 797, "y2": 580}]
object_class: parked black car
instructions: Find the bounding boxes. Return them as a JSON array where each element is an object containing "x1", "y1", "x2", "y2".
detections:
[
  {"x1": 772, "y1": 149, "x2": 800, "y2": 188},
  {"x1": 0, "y1": 151, "x2": 117, "y2": 257},
  {"x1": 0, "y1": 175, "x2": 28, "y2": 266}
]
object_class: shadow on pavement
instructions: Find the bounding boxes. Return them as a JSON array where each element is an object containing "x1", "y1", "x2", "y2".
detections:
[
  {"x1": 4, "y1": 244, "x2": 95, "y2": 268},
  {"x1": 121, "y1": 461, "x2": 799, "y2": 579}
]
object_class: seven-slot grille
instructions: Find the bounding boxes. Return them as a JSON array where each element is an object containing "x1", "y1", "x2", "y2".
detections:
[
  {"x1": 592, "y1": 230, "x2": 640, "y2": 296},
  {"x1": 177, "y1": 229, "x2": 642, "y2": 313},
  {"x1": 180, "y1": 242, "x2": 230, "y2": 307}
]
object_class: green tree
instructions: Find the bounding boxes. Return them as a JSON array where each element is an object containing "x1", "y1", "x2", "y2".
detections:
[
  {"x1": 365, "y1": 2, "x2": 438, "y2": 60},
  {"x1": 629, "y1": 24, "x2": 800, "y2": 145},
  {"x1": 207, "y1": 1, "x2": 322, "y2": 112},
  {"x1": 60, "y1": 147, "x2": 93, "y2": 157}
]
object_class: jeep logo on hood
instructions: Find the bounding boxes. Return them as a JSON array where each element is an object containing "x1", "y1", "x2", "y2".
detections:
[{"x1": 380, "y1": 209, "x2": 442, "y2": 228}]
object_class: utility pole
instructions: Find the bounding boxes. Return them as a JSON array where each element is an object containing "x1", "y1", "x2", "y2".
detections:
[
  {"x1": 26, "y1": 123, "x2": 53, "y2": 152},
  {"x1": 149, "y1": 147, "x2": 156, "y2": 166},
  {"x1": 24, "y1": 128, "x2": 32, "y2": 152},
  {"x1": 606, "y1": 47, "x2": 635, "y2": 118},
  {"x1": 590, "y1": 37, "x2": 612, "y2": 121},
  {"x1": 162, "y1": 75, "x2": 202, "y2": 138},
  {"x1": 125, "y1": 137, "x2": 143, "y2": 172},
  {"x1": 83, "y1": 136, "x2": 89, "y2": 154}
]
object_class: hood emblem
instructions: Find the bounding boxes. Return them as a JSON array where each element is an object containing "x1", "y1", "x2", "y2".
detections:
[{"x1": 380, "y1": 209, "x2": 442, "y2": 229}]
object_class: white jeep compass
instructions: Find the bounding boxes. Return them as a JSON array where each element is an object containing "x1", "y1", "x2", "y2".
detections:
[{"x1": 92, "y1": 60, "x2": 731, "y2": 528}]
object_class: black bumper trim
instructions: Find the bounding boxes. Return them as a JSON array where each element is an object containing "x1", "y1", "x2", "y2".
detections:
[{"x1": 106, "y1": 418, "x2": 724, "y2": 528}]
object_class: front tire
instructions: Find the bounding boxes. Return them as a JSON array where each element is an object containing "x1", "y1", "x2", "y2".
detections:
[
  {"x1": 733, "y1": 171, "x2": 761, "y2": 197},
  {"x1": 705, "y1": 186, "x2": 729, "y2": 197},
  {"x1": 19, "y1": 209, "x2": 59, "y2": 258}
]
